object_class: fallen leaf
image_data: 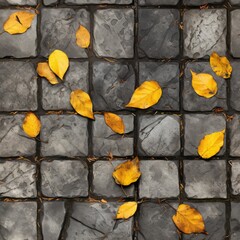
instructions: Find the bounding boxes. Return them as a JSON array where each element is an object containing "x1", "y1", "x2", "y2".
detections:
[
  {"x1": 116, "y1": 202, "x2": 138, "y2": 220},
  {"x1": 112, "y1": 157, "x2": 141, "y2": 186},
  {"x1": 191, "y1": 71, "x2": 218, "y2": 98},
  {"x1": 70, "y1": 89, "x2": 94, "y2": 119},
  {"x1": 76, "y1": 25, "x2": 90, "y2": 49},
  {"x1": 198, "y1": 129, "x2": 225, "y2": 159},
  {"x1": 104, "y1": 112, "x2": 125, "y2": 134},
  {"x1": 126, "y1": 80, "x2": 162, "y2": 109},
  {"x1": 22, "y1": 112, "x2": 41, "y2": 138},
  {"x1": 48, "y1": 50, "x2": 69, "y2": 80},
  {"x1": 210, "y1": 52, "x2": 232, "y2": 79},
  {"x1": 3, "y1": 11, "x2": 35, "y2": 34},
  {"x1": 172, "y1": 204, "x2": 206, "y2": 234},
  {"x1": 36, "y1": 62, "x2": 59, "y2": 85}
]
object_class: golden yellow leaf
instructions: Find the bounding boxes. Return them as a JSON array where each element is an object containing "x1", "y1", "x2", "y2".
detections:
[
  {"x1": 126, "y1": 80, "x2": 162, "y2": 109},
  {"x1": 116, "y1": 202, "x2": 138, "y2": 220},
  {"x1": 3, "y1": 11, "x2": 35, "y2": 34},
  {"x1": 70, "y1": 89, "x2": 94, "y2": 119},
  {"x1": 112, "y1": 157, "x2": 141, "y2": 186},
  {"x1": 104, "y1": 112, "x2": 125, "y2": 134},
  {"x1": 210, "y1": 52, "x2": 232, "y2": 79},
  {"x1": 191, "y1": 71, "x2": 218, "y2": 98},
  {"x1": 36, "y1": 62, "x2": 59, "y2": 85},
  {"x1": 22, "y1": 112, "x2": 41, "y2": 138},
  {"x1": 48, "y1": 50, "x2": 69, "y2": 80},
  {"x1": 76, "y1": 25, "x2": 90, "y2": 49},
  {"x1": 172, "y1": 204, "x2": 206, "y2": 234},
  {"x1": 198, "y1": 129, "x2": 225, "y2": 159}
]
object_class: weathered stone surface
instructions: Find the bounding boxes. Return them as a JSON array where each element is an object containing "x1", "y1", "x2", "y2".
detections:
[
  {"x1": 139, "y1": 62, "x2": 179, "y2": 111},
  {"x1": 184, "y1": 114, "x2": 226, "y2": 156},
  {"x1": 229, "y1": 115, "x2": 240, "y2": 157},
  {"x1": 94, "y1": 9, "x2": 134, "y2": 58},
  {"x1": 92, "y1": 160, "x2": 134, "y2": 198},
  {"x1": 139, "y1": 0, "x2": 179, "y2": 5},
  {"x1": 230, "y1": 62, "x2": 240, "y2": 110},
  {"x1": 183, "y1": 0, "x2": 223, "y2": 5},
  {"x1": 43, "y1": 0, "x2": 58, "y2": 5},
  {"x1": 230, "y1": 0, "x2": 240, "y2": 4},
  {"x1": 41, "y1": 8, "x2": 89, "y2": 58},
  {"x1": 41, "y1": 160, "x2": 88, "y2": 197},
  {"x1": 0, "y1": 0, "x2": 36, "y2": 5},
  {"x1": 66, "y1": 202, "x2": 133, "y2": 240},
  {"x1": 138, "y1": 115, "x2": 180, "y2": 156},
  {"x1": 0, "y1": 202, "x2": 37, "y2": 240},
  {"x1": 92, "y1": 115, "x2": 134, "y2": 157},
  {"x1": 65, "y1": 0, "x2": 132, "y2": 3},
  {"x1": 183, "y1": 62, "x2": 227, "y2": 111},
  {"x1": 231, "y1": 203, "x2": 240, "y2": 240},
  {"x1": 139, "y1": 160, "x2": 179, "y2": 198},
  {"x1": 231, "y1": 10, "x2": 240, "y2": 57},
  {"x1": 138, "y1": 9, "x2": 179, "y2": 59},
  {"x1": 183, "y1": 9, "x2": 227, "y2": 58},
  {"x1": 42, "y1": 61, "x2": 88, "y2": 110},
  {"x1": 230, "y1": 160, "x2": 240, "y2": 195}
]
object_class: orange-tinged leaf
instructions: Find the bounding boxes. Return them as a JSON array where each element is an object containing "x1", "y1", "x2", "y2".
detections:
[
  {"x1": 36, "y1": 62, "x2": 59, "y2": 85},
  {"x1": 126, "y1": 80, "x2": 162, "y2": 109},
  {"x1": 104, "y1": 112, "x2": 125, "y2": 134},
  {"x1": 76, "y1": 25, "x2": 90, "y2": 49},
  {"x1": 116, "y1": 202, "x2": 138, "y2": 220},
  {"x1": 22, "y1": 113, "x2": 41, "y2": 138},
  {"x1": 198, "y1": 130, "x2": 225, "y2": 159},
  {"x1": 70, "y1": 89, "x2": 94, "y2": 119}
]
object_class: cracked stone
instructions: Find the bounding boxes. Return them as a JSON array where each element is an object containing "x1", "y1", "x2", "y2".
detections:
[
  {"x1": 184, "y1": 114, "x2": 226, "y2": 156},
  {"x1": 40, "y1": 8, "x2": 90, "y2": 58},
  {"x1": 92, "y1": 114, "x2": 134, "y2": 157},
  {"x1": 230, "y1": 160, "x2": 240, "y2": 195},
  {"x1": 231, "y1": 203, "x2": 240, "y2": 240},
  {"x1": 138, "y1": 9, "x2": 179, "y2": 59},
  {"x1": 231, "y1": 10, "x2": 240, "y2": 57},
  {"x1": 183, "y1": 0, "x2": 223, "y2": 5},
  {"x1": 183, "y1": 9, "x2": 227, "y2": 58},
  {"x1": 139, "y1": 0, "x2": 179, "y2": 5},
  {"x1": 40, "y1": 115, "x2": 88, "y2": 157},
  {"x1": 138, "y1": 115, "x2": 180, "y2": 156},
  {"x1": 93, "y1": 9, "x2": 134, "y2": 58},
  {"x1": 230, "y1": 62, "x2": 240, "y2": 110},
  {"x1": 229, "y1": 115, "x2": 240, "y2": 157},
  {"x1": 41, "y1": 160, "x2": 88, "y2": 197},
  {"x1": 43, "y1": 0, "x2": 59, "y2": 5},
  {"x1": 0, "y1": 0, "x2": 37, "y2": 5},
  {"x1": 65, "y1": 0, "x2": 132, "y2": 3},
  {"x1": 183, "y1": 62, "x2": 227, "y2": 111}
]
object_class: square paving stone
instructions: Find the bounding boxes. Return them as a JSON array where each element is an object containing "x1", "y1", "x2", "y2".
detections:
[
  {"x1": 0, "y1": 10, "x2": 37, "y2": 58},
  {"x1": 183, "y1": 0, "x2": 223, "y2": 5},
  {"x1": 40, "y1": 115, "x2": 88, "y2": 157},
  {"x1": 183, "y1": 9, "x2": 227, "y2": 58},
  {"x1": 91, "y1": 61, "x2": 135, "y2": 111},
  {"x1": 93, "y1": 9, "x2": 134, "y2": 58},
  {"x1": 231, "y1": 10, "x2": 240, "y2": 57},
  {"x1": 65, "y1": 0, "x2": 132, "y2": 3},
  {"x1": 0, "y1": 202, "x2": 37, "y2": 240},
  {"x1": 42, "y1": 61, "x2": 88, "y2": 110},
  {"x1": 231, "y1": 202, "x2": 240, "y2": 240},
  {"x1": 0, "y1": 115, "x2": 36, "y2": 157},
  {"x1": 139, "y1": 160, "x2": 179, "y2": 198},
  {"x1": 184, "y1": 114, "x2": 226, "y2": 156},
  {"x1": 139, "y1": 0, "x2": 179, "y2": 5},
  {"x1": 229, "y1": 114, "x2": 240, "y2": 157},
  {"x1": 139, "y1": 62, "x2": 179, "y2": 111},
  {"x1": 66, "y1": 202, "x2": 133, "y2": 240},
  {"x1": 41, "y1": 160, "x2": 88, "y2": 197},
  {"x1": 40, "y1": 8, "x2": 89, "y2": 58},
  {"x1": 230, "y1": 62, "x2": 240, "y2": 111},
  {"x1": 184, "y1": 160, "x2": 227, "y2": 198},
  {"x1": 138, "y1": 9, "x2": 180, "y2": 59},
  {"x1": 230, "y1": 160, "x2": 240, "y2": 195},
  {"x1": 0, "y1": 0, "x2": 37, "y2": 5},
  {"x1": 92, "y1": 160, "x2": 134, "y2": 198},
  {"x1": 92, "y1": 114, "x2": 134, "y2": 157},
  {"x1": 138, "y1": 115, "x2": 180, "y2": 156},
  {"x1": 183, "y1": 62, "x2": 227, "y2": 111},
  {"x1": 43, "y1": 0, "x2": 58, "y2": 5}
]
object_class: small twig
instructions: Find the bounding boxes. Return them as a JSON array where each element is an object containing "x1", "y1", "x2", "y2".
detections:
[{"x1": 120, "y1": 185, "x2": 128, "y2": 198}]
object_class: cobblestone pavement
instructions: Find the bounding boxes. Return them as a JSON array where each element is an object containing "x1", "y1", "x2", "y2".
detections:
[{"x1": 1, "y1": 0, "x2": 240, "y2": 239}]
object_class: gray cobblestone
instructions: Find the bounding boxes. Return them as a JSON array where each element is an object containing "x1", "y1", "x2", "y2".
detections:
[
  {"x1": 0, "y1": 0, "x2": 37, "y2": 5},
  {"x1": 230, "y1": 0, "x2": 240, "y2": 4},
  {"x1": 183, "y1": 0, "x2": 223, "y2": 5},
  {"x1": 139, "y1": 0, "x2": 179, "y2": 5},
  {"x1": 230, "y1": 160, "x2": 240, "y2": 195},
  {"x1": 43, "y1": 0, "x2": 58, "y2": 5},
  {"x1": 65, "y1": 0, "x2": 132, "y2": 3},
  {"x1": 231, "y1": 203, "x2": 240, "y2": 240},
  {"x1": 230, "y1": 62, "x2": 240, "y2": 110},
  {"x1": 229, "y1": 114, "x2": 240, "y2": 157},
  {"x1": 231, "y1": 10, "x2": 240, "y2": 57}
]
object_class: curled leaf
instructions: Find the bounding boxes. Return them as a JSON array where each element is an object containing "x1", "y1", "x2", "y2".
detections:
[
  {"x1": 37, "y1": 62, "x2": 59, "y2": 85},
  {"x1": 76, "y1": 25, "x2": 90, "y2": 49},
  {"x1": 22, "y1": 112, "x2": 41, "y2": 138},
  {"x1": 116, "y1": 202, "x2": 138, "y2": 220},
  {"x1": 104, "y1": 112, "x2": 125, "y2": 134}
]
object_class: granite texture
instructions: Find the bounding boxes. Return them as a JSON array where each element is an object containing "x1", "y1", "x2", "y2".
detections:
[
  {"x1": 0, "y1": 0, "x2": 37, "y2": 5},
  {"x1": 231, "y1": 202, "x2": 240, "y2": 240},
  {"x1": 230, "y1": 0, "x2": 240, "y2": 4},
  {"x1": 183, "y1": 0, "x2": 223, "y2": 5},
  {"x1": 139, "y1": 0, "x2": 179, "y2": 5},
  {"x1": 231, "y1": 10, "x2": 240, "y2": 57},
  {"x1": 65, "y1": 0, "x2": 132, "y2": 3},
  {"x1": 229, "y1": 115, "x2": 240, "y2": 157},
  {"x1": 230, "y1": 62, "x2": 240, "y2": 110},
  {"x1": 43, "y1": 0, "x2": 58, "y2": 5},
  {"x1": 230, "y1": 160, "x2": 240, "y2": 195}
]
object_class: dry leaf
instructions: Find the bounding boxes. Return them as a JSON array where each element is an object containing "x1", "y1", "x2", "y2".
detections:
[
  {"x1": 70, "y1": 89, "x2": 94, "y2": 119},
  {"x1": 210, "y1": 52, "x2": 232, "y2": 79},
  {"x1": 76, "y1": 25, "x2": 90, "y2": 49},
  {"x1": 36, "y1": 62, "x2": 59, "y2": 85},
  {"x1": 172, "y1": 204, "x2": 206, "y2": 234},
  {"x1": 116, "y1": 202, "x2": 138, "y2": 220},
  {"x1": 126, "y1": 80, "x2": 162, "y2": 109},
  {"x1": 191, "y1": 71, "x2": 218, "y2": 98},
  {"x1": 3, "y1": 11, "x2": 35, "y2": 34},
  {"x1": 104, "y1": 112, "x2": 125, "y2": 134},
  {"x1": 22, "y1": 112, "x2": 41, "y2": 138},
  {"x1": 112, "y1": 157, "x2": 141, "y2": 186},
  {"x1": 48, "y1": 50, "x2": 69, "y2": 80},
  {"x1": 198, "y1": 130, "x2": 225, "y2": 159}
]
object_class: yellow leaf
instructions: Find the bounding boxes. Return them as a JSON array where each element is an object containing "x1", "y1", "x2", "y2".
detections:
[
  {"x1": 22, "y1": 112, "x2": 41, "y2": 138},
  {"x1": 191, "y1": 71, "x2": 218, "y2": 98},
  {"x1": 104, "y1": 112, "x2": 125, "y2": 134},
  {"x1": 210, "y1": 52, "x2": 232, "y2": 79},
  {"x1": 76, "y1": 25, "x2": 90, "y2": 49},
  {"x1": 48, "y1": 50, "x2": 69, "y2": 80},
  {"x1": 112, "y1": 157, "x2": 141, "y2": 186},
  {"x1": 126, "y1": 80, "x2": 162, "y2": 109},
  {"x1": 198, "y1": 129, "x2": 225, "y2": 159},
  {"x1": 116, "y1": 202, "x2": 138, "y2": 220},
  {"x1": 36, "y1": 62, "x2": 59, "y2": 85},
  {"x1": 70, "y1": 89, "x2": 94, "y2": 119},
  {"x1": 3, "y1": 11, "x2": 35, "y2": 34}
]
